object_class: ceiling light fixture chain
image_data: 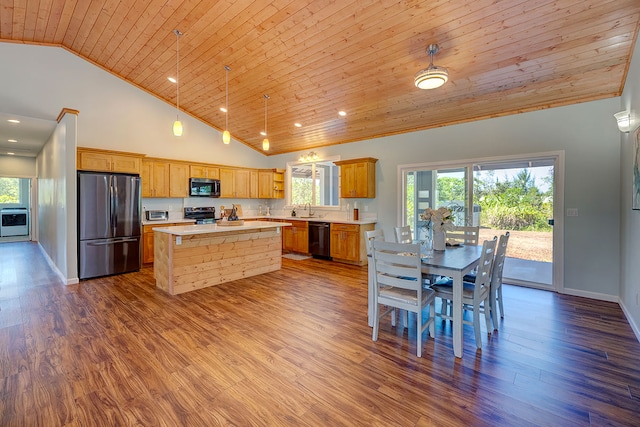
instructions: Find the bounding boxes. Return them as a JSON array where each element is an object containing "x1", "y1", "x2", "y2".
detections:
[
  {"x1": 222, "y1": 65, "x2": 231, "y2": 144},
  {"x1": 414, "y1": 42, "x2": 448, "y2": 90},
  {"x1": 173, "y1": 29, "x2": 184, "y2": 136},
  {"x1": 262, "y1": 94, "x2": 270, "y2": 151}
]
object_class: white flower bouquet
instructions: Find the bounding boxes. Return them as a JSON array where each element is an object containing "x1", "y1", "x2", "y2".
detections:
[{"x1": 420, "y1": 206, "x2": 456, "y2": 233}]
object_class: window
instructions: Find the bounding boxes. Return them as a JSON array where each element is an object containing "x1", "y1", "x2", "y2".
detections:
[
  {"x1": 287, "y1": 159, "x2": 339, "y2": 207},
  {"x1": 0, "y1": 177, "x2": 30, "y2": 207},
  {"x1": 401, "y1": 166, "x2": 471, "y2": 241}
]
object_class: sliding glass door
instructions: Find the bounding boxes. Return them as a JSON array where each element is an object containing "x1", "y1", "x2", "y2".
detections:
[{"x1": 401, "y1": 154, "x2": 559, "y2": 289}]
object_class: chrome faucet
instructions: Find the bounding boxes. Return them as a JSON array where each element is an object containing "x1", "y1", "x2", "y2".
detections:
[{"x1": 304, "y1": 203, "x2": 314, "y2": 216}]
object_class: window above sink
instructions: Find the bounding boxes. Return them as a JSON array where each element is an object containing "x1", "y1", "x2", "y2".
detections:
[{"x1": 287, "y1": 157, "x2": 340, "y2": 208}]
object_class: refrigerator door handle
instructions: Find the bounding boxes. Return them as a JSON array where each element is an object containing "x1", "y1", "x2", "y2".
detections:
[
  {"x1": 86, "y1": 238, "x2": 139, "y2": 246},
  {"x1": 110, "y1": 175, "x2": 117, "y2": 236}
]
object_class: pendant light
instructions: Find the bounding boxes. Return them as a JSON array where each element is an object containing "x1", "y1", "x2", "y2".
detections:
[
  {"x1": 262, "y1": 94, "x2": 270, "y2": 151},
  {"x1": 173, "y1": 29, "x2": 183, "y2": 136},
  {"x1": 222, "y1": 65, "x2": 231, "y2": 144},
  {"x1": 414, "y1": 43, "x2": 448, "y2": 90}
]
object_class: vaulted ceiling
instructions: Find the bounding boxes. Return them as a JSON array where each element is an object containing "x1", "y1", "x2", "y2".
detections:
[{"x1": 1, "y1": 0, "x2": 639, "y2": 156}]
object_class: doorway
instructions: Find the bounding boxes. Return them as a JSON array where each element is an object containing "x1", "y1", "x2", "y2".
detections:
[
  {"x1": 473, "y1": 157, "x2": 556, "y2": 288},
  {"x1": 400, "y1": 152, "x2": 562, "y2": 290},
  {"x1": 0, "y1": 176, "x2": 32, "y2": 243}
]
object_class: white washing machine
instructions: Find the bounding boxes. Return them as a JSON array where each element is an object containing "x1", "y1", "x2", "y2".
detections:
[{"x1": 1, "y1": 208, "x2": 29, "y2": 237}]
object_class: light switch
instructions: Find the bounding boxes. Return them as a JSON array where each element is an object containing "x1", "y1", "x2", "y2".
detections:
[{"x1": 566, "y1": 208, "x2": 578, "y2": 217}]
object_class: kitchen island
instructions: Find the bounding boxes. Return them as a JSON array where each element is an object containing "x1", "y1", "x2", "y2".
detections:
[{"x1": 153, "y1": 220, "x2": 290, "y2": 295}]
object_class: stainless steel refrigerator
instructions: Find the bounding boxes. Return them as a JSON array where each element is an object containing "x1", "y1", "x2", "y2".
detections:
[{"x1": 78, "y1": 171, "x2": 142, "y2": 279}]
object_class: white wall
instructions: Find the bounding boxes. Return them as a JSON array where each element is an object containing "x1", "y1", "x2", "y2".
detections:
[
  {"x1": 0, "y1": 155, "x2": 36, "y2": 177},
  {"x1": 619, "y1": 33, "x2": 640, "y2": 338},
  {"x1": 269, "y1": 98, "x2": 622, "y2": 299},
  {"x1": 36, "y1": 113, "x2": 78, "y2": 284}
]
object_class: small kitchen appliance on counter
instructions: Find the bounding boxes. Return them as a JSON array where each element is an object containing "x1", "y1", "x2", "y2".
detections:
[
  {"x1": 184, "y1": 207, "x2": 216, "y2": 224},
  {"x1": 145, "y1": 210, "x2": 169, "y2": 221}
]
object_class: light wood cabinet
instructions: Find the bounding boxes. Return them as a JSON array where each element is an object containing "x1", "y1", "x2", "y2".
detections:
[
  {"x1": 258, "y1": 169, "x2": 285, "y2": 199},
  {"x1": 143, "y1": 222, "x2": 193, "y2": 264},
  {"x1": 169, "y1": 163, "x2": 189, "y2": 197},
  {"x1": 220, "y1": 168, "x2": 250, "y2": 198},
  {"x1": 250, "y1": 170, "x2": 259, "y2": 198},
  {"x1": 334, "y1": 157, "x2": 377, "y2": 198},
  {"x1": 141, "y1": 159, "x2": 170, "y2": 198},
  {"x1": 283, "y1": 220, "x2": 308, "y2": 253},
  {"x1": 77, "y1": 148, "x2": 143, "y2": 174},
  {"x1": 190, "y1": 164, "x2": 220, "y2": 179},
  {"x1": 329, "y1": 222, "x2": 374, "y2": 265}
]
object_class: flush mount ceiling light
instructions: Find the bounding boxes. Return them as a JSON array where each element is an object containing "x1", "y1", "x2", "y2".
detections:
[
  {"x1": 172, "y1": 29, "x2": 183, "y2": 137},
  {"x1": 262, "y1": 94, "x2": 270, "y2": 151},
  {"x1": 414, "y1": 44, "x2": 448, "y2": 90},
  {"x1": 298, "y1": 151, "x2": 319, "y2": 162},
  {"x1": 614, "y1": 111, "x2": 632, "y2": 133},
  {"x1": 222, "y1": 65, "x2": 231, "y2": 144}
]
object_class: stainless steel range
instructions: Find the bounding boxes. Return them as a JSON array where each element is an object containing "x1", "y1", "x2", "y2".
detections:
[{"x1": 184, "y1": 207, "x2": 216, "y2": 224}]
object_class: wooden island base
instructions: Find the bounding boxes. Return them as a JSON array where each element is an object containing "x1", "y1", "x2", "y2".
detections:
[{"x1": 153, "y1": 221, "x2": 287, "y2": 295}]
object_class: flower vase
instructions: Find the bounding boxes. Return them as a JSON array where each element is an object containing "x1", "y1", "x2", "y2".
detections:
[
  {"x1": 433, "y1": 229, "x2": 446, "y2": 251},
  {"x1": 421, "y1": 235, "x2": 433, "y2": 258}
]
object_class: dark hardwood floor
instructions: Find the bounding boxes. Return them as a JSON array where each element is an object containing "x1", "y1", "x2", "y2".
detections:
[{"x1": 1, "y1": 241, "x2": 639, "y2": 426}]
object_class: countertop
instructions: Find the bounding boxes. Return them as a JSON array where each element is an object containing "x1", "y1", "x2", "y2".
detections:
[
  {"x1": 243, "y1": 215, "x2": 377, "y2": 225},
  {"x1": 153, "y1": 220, "x2": 292, "y2": 236},
  {"x1": 143, "y1": 216, "x2": 376, "y2": 226},
  {"x1": 142, "y1": 219, "x2": 196, "y2": 226}
]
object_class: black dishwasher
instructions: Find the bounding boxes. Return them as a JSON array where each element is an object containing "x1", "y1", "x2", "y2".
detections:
[{"x1": 308, "y1": 222, "x2": 331, "y2": 259}]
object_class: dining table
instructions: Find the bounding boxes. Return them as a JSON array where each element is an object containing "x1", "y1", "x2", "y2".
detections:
[{"x1": 421, "y1": 244, "x2": 483, "y2": 358}]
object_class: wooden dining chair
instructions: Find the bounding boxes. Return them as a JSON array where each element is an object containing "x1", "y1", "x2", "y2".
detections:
[
  {"x1": 394, "y1": 225, "x2": 413, "y2": 244},
  {"x1": 461, "y1": 232, "x2": 510, "y2": 330},
  {"x1": 365, "y1": 229, "x2": 386, "y2": 327},
  {"x1": 431, "y1": 236, "x2": 497, "y2": 349},
  {"x1": 371, "y1": 240, "x2": 436, "y2": 357},
  {"x1": 446, "y1": 225, "x2": 480, "y2": 245}
]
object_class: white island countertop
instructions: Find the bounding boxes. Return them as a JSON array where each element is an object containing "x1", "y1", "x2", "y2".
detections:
[
  {"x1": 153, "y1": 220, "x2": 292, "y2": 236},
  {"x1": 244, "y1": 215, "x2": 377, "y2": 225}
]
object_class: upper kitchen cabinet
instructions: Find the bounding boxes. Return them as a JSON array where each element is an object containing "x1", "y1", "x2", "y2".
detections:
[
  {"x1": 77, "y1": 148, "x2": 143, "y2": 174},
  {"x1": 142, "y1": 160, "x2": 200, "y2": 198},
  {"x1": 190, "y1": 164, "x2": 220, "y2": 179},
  {"x1": 220, "y1": 168, "x2": 250, "y2": 198},
  {"x1": 258, "y1": 169, "x2": 285, "y2": 199},
  {"x1": 169, "y1": 163, "x2": 190, "y2": 198},
  {"x1": 141, "y1": 159, "x2": 170, "y2": 198},
  {"x1": 334, "y1": 157, "x2": 377, "y2": 198}
]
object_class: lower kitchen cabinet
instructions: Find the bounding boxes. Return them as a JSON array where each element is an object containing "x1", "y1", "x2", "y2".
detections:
[
  {"x1": 283, "y1": 220, "x2": 308, "y2": 253},
  {"x1": 143, "y1": 223, "x2": 192, "y2": 264},
  {"x1": 330, "y1": 222, "x2": 374, "y2": 265}
]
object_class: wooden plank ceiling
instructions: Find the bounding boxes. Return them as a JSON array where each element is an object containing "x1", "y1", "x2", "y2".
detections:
[{"x1": 1, "y1": 0, "x2": 639, "y2": 156}]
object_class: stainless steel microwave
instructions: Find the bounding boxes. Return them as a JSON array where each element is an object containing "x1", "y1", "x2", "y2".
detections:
[{"x1": 189, "y1": 178, "x2": 220, "y2": 197}]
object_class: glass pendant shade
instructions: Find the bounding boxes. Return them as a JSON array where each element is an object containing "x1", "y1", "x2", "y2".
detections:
[
  {"x1": 262, "y1": 94, "x2": 270, "y2": 151},
  {"x1": 172, "y1": 29, "x2": 183, "y2": 137},
  {"x1": 173, "y1": 119, "x2": 183, "y2": 137},
  {"x1": 222, "y1": 65, "x2": 231, "y2": 144}
]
